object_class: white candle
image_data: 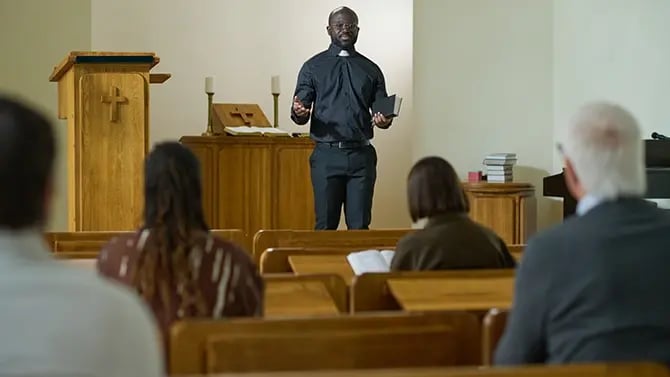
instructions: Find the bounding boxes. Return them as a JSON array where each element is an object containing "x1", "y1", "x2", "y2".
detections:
[
  {"x1": 271, "y1": 75, "x2": 280, "y2": 94},
  {"x1": 205, "y1": 76, "x2": 215, "y2": 93}
]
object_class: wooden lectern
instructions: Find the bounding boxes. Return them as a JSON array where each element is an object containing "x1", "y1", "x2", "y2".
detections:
[
  {"x1": 49, "y1": 52, "x2": 169, "y2": 231},
  {"x1": 463, "y1": 182, "x2": 536, "y2": 244},
  {"x1": 181, "y1": 103, "x2": 314, "y2": 237}
]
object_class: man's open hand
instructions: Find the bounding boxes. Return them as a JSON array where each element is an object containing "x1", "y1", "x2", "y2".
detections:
[{"x1": 293, "y1": 96, "x2": 311, "y2": 117}]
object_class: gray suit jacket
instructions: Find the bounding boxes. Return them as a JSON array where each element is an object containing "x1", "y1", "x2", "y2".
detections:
[{"x1": 495, "y1": 198, "x2": 670, "y2": 365}]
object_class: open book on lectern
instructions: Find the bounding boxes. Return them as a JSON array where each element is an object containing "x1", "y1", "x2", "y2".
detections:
[
  {"x1": 211, "y1": 103, "x2": 291, "y2": 136},
  {"x1": 224, "y1": 126, "x2": 290, "y2": 136}
]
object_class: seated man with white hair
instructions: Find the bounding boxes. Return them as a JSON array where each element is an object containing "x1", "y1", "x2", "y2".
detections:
[{"x1": 495, "y1": 101, "x2": 670, "y2": 365}]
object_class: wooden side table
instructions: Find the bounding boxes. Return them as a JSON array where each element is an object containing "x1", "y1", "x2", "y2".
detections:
[{"x1": 462, "y1": 182, "x2": 536, "y2": 244}]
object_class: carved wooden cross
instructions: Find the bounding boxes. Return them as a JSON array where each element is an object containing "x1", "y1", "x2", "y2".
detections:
[
  {"x1": 101, "y1": 86, "x2": 128, "y2": 122},
  {"x1": 230, "y1": 107, "x2": 254, "y2": 125}
]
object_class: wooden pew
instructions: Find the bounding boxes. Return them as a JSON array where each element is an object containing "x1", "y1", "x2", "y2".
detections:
[
  {"x1": 54, "y1": 251, "x2": 99, "y2": 259},
  {"x1": 252, "y1": 229, "x2": 412, "y2": 264},
  {"x1": 288, "y1": 254, "x2": 354, "y2": 281},
  {"x1": 199, "y1": 362, "x2": 670, "y2": 377},
  {"x1": 169, "y1": 311, "x2": 481, "y2": 374},
  {"x1": 508, "y1": 244, "x2": 524, "y2": 262},
  {"x1": 211, "y1": 230, "x2": 251, "y2": 250},
  {"x1": 44, "y1": 229, "x2": 249, "y2": 256},
  {"x1": 264, "y1": 274, "x2": 348, "y2": 316},
  {"x1": 351, "y1": 270, "x2": 515, "y2": 313},
  {"x1": 482, "y1": 309, "x2": 509, "y2": 365},
  {"x1": 261, "y1": 245, "x2": 523, "y2": 280},
  {"x1": 260, "y1": 247, "x2": 355, "y2": 280},
  {"x1": 50, "y1": 258, "x2": 349, "y2": 317},
  {"x1": 45, "y1": 231, "x2": 128, "y2": 254}
]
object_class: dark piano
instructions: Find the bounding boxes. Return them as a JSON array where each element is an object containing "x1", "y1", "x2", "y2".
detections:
[{"x1": 544, "y1": 139, "x2": 670, "y2": 218}]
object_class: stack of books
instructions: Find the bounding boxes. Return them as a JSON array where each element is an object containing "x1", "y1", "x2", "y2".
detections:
[{"x1": 484, "y1": 153, "x2": 517, "y2": 183}]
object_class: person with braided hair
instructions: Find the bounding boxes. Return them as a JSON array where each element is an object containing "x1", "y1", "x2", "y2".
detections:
[{"x1": 97, "y1": 141, "x2": 263, "y2": 347}]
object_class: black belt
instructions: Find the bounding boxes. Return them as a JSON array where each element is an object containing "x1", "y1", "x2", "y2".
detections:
[{"x1": 318, "y1": 140, "x2": 371, "y2": 149}]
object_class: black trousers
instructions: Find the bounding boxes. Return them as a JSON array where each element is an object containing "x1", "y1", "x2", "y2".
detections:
[{"x1": 309, "y1": 143, "x2": 377, "y2": 230}]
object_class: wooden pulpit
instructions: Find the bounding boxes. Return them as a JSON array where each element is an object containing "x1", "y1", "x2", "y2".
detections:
[
  {"x1": 49, "y1": 51, "x2": 169, "y2": 231},
  {"x1": 181, "y1": 103, "x2": 314, "y2": 237}
]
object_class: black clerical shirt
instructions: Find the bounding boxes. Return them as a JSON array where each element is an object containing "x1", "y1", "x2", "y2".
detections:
[{"x1": 291, "y1": 44, "x2": 390, "y2": 142}]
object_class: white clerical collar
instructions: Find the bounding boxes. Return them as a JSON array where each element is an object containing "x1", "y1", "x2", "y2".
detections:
[{"x1": 338, "y1": 50, "x2": 350, "y2": 57}]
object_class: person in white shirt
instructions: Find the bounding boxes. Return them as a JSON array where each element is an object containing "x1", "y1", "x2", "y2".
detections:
[{"x1": 0, "y1": 96, "x2": 163, "y2": 376}]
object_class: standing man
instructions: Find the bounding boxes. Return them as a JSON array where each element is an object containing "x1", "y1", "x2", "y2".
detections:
[{"x1": 291, "y1": 6, "x2": 393, "y2": 230}]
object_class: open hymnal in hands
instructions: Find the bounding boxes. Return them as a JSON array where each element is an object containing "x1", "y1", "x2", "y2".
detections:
[
  {"x1": 224, "y1": 126, "x2": 290, "y2": 136},
  {"x1": 372, "y1": 95, "x2": 403, "y2": 118},
  {"x1": 346, "y1": 249, "x2": 395, "y2": 275}
]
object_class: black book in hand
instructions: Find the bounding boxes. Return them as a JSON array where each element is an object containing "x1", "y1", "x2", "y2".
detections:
[{"x1": 372, "y1": 94, "x2": 403, "y2": 118}]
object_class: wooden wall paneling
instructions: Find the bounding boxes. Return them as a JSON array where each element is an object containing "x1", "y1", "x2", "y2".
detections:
[
  {"x1": 273, "y1": 144, "x2": 314, "y2": 230},
  {"x1": 217, "y1": 145, "x2": 272, "y2": 234},
  {"x1": 181, "y1": 136, "x2": 314, "y2": 237},
  {"x1": 189, "y1": 143, "x2": 217, "y2": 227}
]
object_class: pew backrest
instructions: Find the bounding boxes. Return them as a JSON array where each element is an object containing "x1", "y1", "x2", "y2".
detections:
[
  {"x1": 210, "y1": 229, "x2": 250, "y2": 251},
  {"x1": 351, "y1": 270, "x2": 515, "y2": 313},
  {"x1": 45, "y1": 231, "x2": 131, "y2": 254},
  {"x1": 260, "y1": 247, "x2": 353, "y2": 274},
  {"x1": 197, "y1": 362, "x2": 670, "y2": 377},
  {"x1": 261, "y1": 247, "x2": 357, "y2": 283},
  {"x1": 44, "y1": 229, "x2": 249, "y2": 255},
  {"x1": 252, "y1": 229, "x2": 412, "y2": 264},
  {"x1": 54, "y1": 251, "x2": 99, "y2": 259},
  {"x1": 169, "y1": 311, "x2": 481, "y2": 374},
  {"x1": 263, "y1": 274, "x2": 348, "y2": 315},
  {"x1": 261, "y1": 246, "x2": 523, "y2": 283},
  {"x1": 482, "y1": 308, "x2": 509, "y2": 365},
  {"x1": 508, "y1": 244, "x2": 525, "y2": 262}
]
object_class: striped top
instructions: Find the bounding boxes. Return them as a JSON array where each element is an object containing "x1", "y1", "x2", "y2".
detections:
[{"x1": 97, "y1": 229, "x2": 263, "y2": 342}]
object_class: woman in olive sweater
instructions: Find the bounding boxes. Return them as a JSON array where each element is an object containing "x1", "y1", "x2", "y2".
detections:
[{"x1": 391, "y1": 156, "x2": 516, "y2": 271}]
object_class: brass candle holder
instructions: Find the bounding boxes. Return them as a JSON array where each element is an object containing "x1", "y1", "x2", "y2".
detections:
[
  {"x1": 272, "y1": 92, "x2": 279, "y2": 128},
  {"x1": 202, "y1": 92, "x2": 214, "y2": 136}
]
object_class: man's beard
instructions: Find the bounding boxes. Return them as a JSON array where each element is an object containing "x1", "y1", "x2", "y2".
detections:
[{"x1": 331, "y1": 35, "x2": 357, "y2": 49}]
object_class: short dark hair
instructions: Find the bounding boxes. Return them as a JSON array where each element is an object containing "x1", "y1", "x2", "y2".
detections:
[
  {"x1": 407, "y1": 156, "x2": 469, "y2": 222},
  {"x1": 328, "y1": 6, "x2": 358, "y2": 25},
  {"x1": 0, "y1": 96, "x2": 55, "y2": 229}
]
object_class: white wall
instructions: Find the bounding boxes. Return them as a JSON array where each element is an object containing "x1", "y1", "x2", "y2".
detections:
[
  {"x1": 553, "y1": 0, "x2": 670, "y2": 165},
  {"x1": 91, "y1": 0, "x2": 414, "y2": 229},
  {"x1": 0, "y1": 0, "x2": 91, "y2": 230},
  {"x1": 414, "y1": 0, "x2": 670, "y2": 230},
  {"x1": 554, "y1": 0, "x2": 670, "y2": 207},
  {"x1": 414, "y1": 0, "x2": 560, "y2": 229}
]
